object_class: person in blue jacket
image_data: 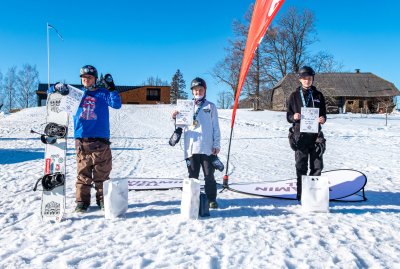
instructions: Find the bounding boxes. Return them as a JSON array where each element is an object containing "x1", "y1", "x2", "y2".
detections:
[{"x1": 48, "y1": 65, "x2": 121, "y2": 212}]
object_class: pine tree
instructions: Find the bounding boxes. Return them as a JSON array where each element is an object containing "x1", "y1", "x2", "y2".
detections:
[{"x1": 170, "y1": 69, "x2": 187, "y2": 104}]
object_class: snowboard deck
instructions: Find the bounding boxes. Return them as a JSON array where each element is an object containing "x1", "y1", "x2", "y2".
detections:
[{"x1": 41, "y1": 92, "x2": 69, "y2": 222}]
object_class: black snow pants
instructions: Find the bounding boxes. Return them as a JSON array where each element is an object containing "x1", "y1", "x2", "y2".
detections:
[
  {"x1": 186, "y1": 154, "x2": 217, "y2": 202},
  {"x1": 295, "y1": 141, "x2": 323, "y2": 200}
]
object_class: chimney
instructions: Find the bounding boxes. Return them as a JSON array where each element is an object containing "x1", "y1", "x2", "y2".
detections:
[{"x1": 355, "y1": 69, "x2": 360, "y2": 73}]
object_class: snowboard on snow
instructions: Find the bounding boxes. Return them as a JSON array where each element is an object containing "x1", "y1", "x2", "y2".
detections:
[{"x1": 35, "y1": 91, "x2": 69, "y2": 222}]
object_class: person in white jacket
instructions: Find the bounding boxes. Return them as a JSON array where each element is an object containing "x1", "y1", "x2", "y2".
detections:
[{"x1": 172, "y1": 77, "x2": 221, "y2": 208}]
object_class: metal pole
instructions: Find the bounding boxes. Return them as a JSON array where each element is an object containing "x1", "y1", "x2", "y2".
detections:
[{"x1": 222, "y1": 125, "x2": 235, "y2": 188}]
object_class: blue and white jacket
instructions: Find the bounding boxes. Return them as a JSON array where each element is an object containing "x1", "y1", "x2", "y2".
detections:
[
  {"x1": 181, "y1": 99, "x2": 221, "y2": 159},
  {"x1": 48, "y1": 86, "x2": 122, "y2": 139}
]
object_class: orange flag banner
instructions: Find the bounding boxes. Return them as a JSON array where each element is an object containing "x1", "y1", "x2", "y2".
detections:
[{"x1": 231, "y1": 0, "x2": 285, "y2": 127}]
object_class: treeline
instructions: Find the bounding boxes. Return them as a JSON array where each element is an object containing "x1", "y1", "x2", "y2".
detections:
[
  {"x1": 0, "y1": 64, "x2": 39, "y2": 113},
  {"x1": 0, "y1": 65, "x2": 190, "y2": 112},
  {"x1": 213, "y1": 6, "x2": 343, "y2": 109}
]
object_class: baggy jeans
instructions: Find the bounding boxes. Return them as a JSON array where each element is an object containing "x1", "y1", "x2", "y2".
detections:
[{"x1": 75, "y1": 139, "x2": 112, "y2": 204}]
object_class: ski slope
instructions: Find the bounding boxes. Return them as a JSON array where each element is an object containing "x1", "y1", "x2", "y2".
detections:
[{"x1": 0, "y1": 105, "x2": 399, "y2": 268}]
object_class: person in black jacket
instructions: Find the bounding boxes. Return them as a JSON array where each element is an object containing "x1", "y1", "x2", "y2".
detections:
[{"x1": 286, "y1": 66, "x2": 327, "y2": 201}]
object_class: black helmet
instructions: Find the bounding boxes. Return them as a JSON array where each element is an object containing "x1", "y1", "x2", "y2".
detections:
[
  {"x1": 298, "y1": 66, "x2": 315, "y2": 78},
  {"x1": 80, "y1": 65, "x2": 98, "y2": 78},
  {"x1": 190, "y1": 77, "x2": 207, "y2": 89}
]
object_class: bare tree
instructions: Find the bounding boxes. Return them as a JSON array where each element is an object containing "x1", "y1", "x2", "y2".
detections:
[
  {"x1": 213, "y1": 6, "x2": 317, "y2": 109},
  {"x1": 263, "y1": 26, "x2": 291, "y2": 79},
  {"x1": 211, "y1": 37, "x2": 245, "y2": 99},
  {"x1": 373, "y1": 96, "x2": 396, "y2": 126},
  {"x1": 281, "y1": 7, "x2": 317, "y2": 72},
  {"x1": 214, "y1": 5, "x2": 342, "y2": 110},
  {"x1": 217, "y1": 90, "x2": 234, "y2": 109},
  {"x1": 217, "y1": 3, "x2": 274, "y2": 100},
  {"x1": 310, "y1": 51, "x2": 343, "y2": 73},
  {"x1": 143, "y1": 76, "x2": 169, "y2": 86},
  {"x1": 17, "y1": 64, "x2": 39, "y2": 108},
  {"x1": 263, "y1": 7, "x2": 317, "y2": 78},
  {"x1": 4, "y1": 66, "x2": 18, "y2": 112}
]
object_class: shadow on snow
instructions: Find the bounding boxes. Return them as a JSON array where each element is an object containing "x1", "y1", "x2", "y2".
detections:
[
  {"x1": 121, "y1": 190, "x2": 400, "y2": 218},
  {"x1": 0, "y1": 149, "x2": 43, "y2": 164}
]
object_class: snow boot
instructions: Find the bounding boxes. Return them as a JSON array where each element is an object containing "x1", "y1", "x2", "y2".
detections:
[
  {"x1": 97, "y1": 200, "x2": 105, "y2": 211},
  {"x1": 209, "y1": 201, "x2": 219, "y2": 209},
  {"x1": 74, "y1": 202, "x2": 90, "y2": 213}
]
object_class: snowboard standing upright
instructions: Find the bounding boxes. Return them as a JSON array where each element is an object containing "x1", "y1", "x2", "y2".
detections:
[{"x1": 40, "y1": 91, "x2": 69, "y2": 222}]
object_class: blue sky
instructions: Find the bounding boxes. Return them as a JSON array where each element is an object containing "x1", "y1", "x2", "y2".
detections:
[{"x1": 0, "y1": 0, "x2": 399, "y2": 104}]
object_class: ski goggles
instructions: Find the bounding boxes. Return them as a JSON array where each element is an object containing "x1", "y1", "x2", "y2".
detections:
[{"x1": 80, "y1": 66, "x2": 97, "y2": 78}]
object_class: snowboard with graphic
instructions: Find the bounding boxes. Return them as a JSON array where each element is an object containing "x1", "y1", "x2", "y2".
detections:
[{"x1": 40, "y1": 92, "x2": 69, "y2": 222}]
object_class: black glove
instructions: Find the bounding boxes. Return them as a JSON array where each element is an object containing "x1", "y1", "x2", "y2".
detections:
[
  {"x1": 169, "y1": 127, "x2": 182, "y2": 146},
  {"x1": 54, "y1": 82, "x2": 69, "y2": 96},
  {"x1": 103, "y1": 74, "x2": 116, "y2": 92},
  {"x1": 210, "y1": 155, "x2": 224, "y2": 172}
]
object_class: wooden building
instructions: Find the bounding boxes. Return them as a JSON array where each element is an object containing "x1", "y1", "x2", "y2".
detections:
[
  {"x1": 270, "y1": 71, "x2": 399, "y2": 113},
  {"x1": 36, "y1": 84, "x2": 171, "y2": 106}
]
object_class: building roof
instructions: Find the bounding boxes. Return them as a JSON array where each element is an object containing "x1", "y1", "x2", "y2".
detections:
[
  {"x1": 273, "y1": 72, "x2": 400, "y2": 98},
  {"x1": 36, "y1": 83, "x2": 168, "y2": 94}
]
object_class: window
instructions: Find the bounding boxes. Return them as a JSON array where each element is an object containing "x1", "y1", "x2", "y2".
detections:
[{"x1": 146, "y1": 88, "x2": 161, "y2": 101}]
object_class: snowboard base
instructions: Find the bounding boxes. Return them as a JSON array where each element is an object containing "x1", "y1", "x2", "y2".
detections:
[{"x1": 41, "y1": 185, "x2": 65, "y2": 222}]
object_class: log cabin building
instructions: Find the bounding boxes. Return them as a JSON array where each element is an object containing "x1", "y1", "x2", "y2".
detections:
[
  {"x1": 36, "y1": 83, "x2": 171, "y2": 107},
  {"x1": 270, "y1": 71, "x2": 399, "y2": 113}
]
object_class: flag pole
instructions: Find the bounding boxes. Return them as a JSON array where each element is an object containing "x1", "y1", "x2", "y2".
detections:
[
  {"x1": 222, "y1": 0, "x2": 285, "y2": 188},
  {"x1": 47, "y1": 22, "x2": 50, "y2": 89}
]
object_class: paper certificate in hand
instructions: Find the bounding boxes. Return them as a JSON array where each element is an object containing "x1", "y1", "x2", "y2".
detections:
[
  {"x1": 176, "y1": 99, "x2": 194, "y2": 126},
  {"x1": 59, "y1": 85, "x2": 84, "y2": 115},
  {"x1": 300, "y1": 107, "x2": 319, "y2": 133}
]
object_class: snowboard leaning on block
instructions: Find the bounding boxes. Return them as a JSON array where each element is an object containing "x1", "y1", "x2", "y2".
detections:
[{"x1": 33, "y1": 91, "x2": 69, "y2": 222}]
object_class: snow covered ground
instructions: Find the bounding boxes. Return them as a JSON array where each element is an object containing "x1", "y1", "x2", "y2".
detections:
[{"x1": 0, "y1": 105, "x2": 399, "y2": 269}]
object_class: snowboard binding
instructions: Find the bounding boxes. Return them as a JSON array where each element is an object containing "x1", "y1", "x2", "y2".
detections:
[
  {"x1": 31, "y1": 123, "x2": 67, "y2": 144},
  {"x1": 44, "y1": 122, "x2": 67, "y2": 138},
  {"x1": 33, "y1": 172, "x2": 65, "y2": 191}
]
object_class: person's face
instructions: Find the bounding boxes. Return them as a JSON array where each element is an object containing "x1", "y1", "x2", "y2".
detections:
[
  {"x1": 81, "y1": 75, "x2": 96, "y2": 87},
  {"x1": 299, "y1": 75, "x2": 313, "y2": 88},
  {"x1": 192, "y1": 86, "x2": 206, "y2": 98}
]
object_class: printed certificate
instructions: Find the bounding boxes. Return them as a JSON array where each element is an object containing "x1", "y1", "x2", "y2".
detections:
[
  {"x1": 59, "y1": 85, "x2": 84, "y2": 115},
  {"x1": 300, "y1": 107, "x2": 319, "y2": 133},
  {"x1": 176, "y1": 99, "x2": 194, "y2": 126}
]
